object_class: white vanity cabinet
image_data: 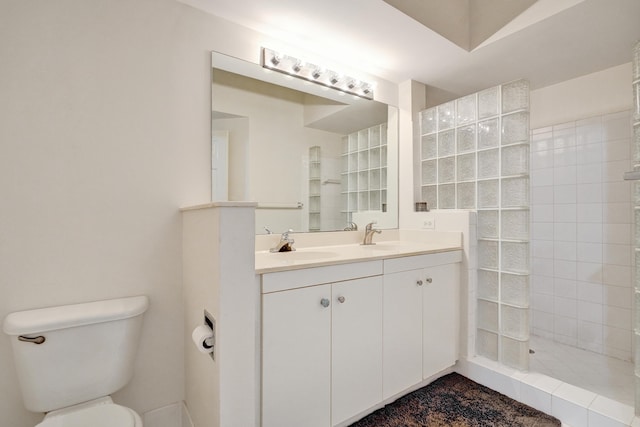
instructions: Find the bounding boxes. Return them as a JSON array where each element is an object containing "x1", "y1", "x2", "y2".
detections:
[
  {"x1": 261, "y1": 261, "x2": 383, "y2": 427},
  {"x1": 382, "y1": 251, "x2": 462, "y2": 399}
]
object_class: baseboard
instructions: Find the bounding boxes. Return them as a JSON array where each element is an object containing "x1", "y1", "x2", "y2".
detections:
[{"x1": 143, "y1": 401, "x2": 194, "y2": 427}]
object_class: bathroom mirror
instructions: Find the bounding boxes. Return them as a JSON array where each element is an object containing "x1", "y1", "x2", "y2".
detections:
[{"x1": 211, "y1": 51, "x2": 398, "y2": 234}]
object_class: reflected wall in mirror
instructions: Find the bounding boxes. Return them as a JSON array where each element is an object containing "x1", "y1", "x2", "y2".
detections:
[{"x1": 211, "y1": 52, "x2": 398, "y2": 234}]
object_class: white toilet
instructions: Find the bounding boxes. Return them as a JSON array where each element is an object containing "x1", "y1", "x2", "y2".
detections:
[{"x1": 3, "y1": 295, "x2": 149, "y2": 426}]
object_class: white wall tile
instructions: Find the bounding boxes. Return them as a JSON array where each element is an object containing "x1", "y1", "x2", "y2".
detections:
[
  {"x1": 532, "y1": 240, "x2": 554, "y2": 259},
  {"x1": 532, "y1": 167, "x2": 555, "y2": 187},
  {"x1": 552, "y1": 383, "x2": 596, "y2": 427},
  {"x1": 554, "y1": 315, "x2": 578, "y2": 338},
  {"x1": 555, "y1": 205, "x2": 577, "y2": 222},
  {"x1": 554, "y1": 260, "x2": 577, "y2": 280},
  {"x1": 555, "y1": 241, "x2": 577, "y2": 261},
  {"x1": 576, "y1": 223, "x2": 602, "y2": 243},
  {"x1": 554, "y1": 147, "x2": 577, "y2": 167},
  {"x1": 576, "y1": 282, "x2": 603, "y2": 303},
  {"x1": 603, "y1": 202, "x2": 632, "y2": 224},
  {"x1": 533, "y1": 222, "x2": 554, "y2": 240},
  {"x1": 603, "y1": 224, "x2": 632, "y2": 245},
  {"x1": 533, "y1": 310, "x2": 554, "y2": 333},
  {"x1": 578, "y1": 301, "x2": 603, "y2": 323},
  {"x1": 576, "y1": 203, "x2": 603, "y2": 223},
  {"x1": 533, "y1": 258, "x2": 555, "y2": 277},
  {"x1": 604, "y1": 285, "x2": 632, "y2": 309},
  {"x1": 603, "y1": 181, "x2": 632, "y2": 203},
  {"x1": 533, "y1": 293, "x2": 555, "y2": 313},
  {"x1": 533, "y1": 205, "x2": 554, "y2": 222},
  {"x1": 576, "y1": 142, "x2": 603, "y2": 164},
  {"x1": 576, "y1": 242, "x2": 602, "y2": 263},
  {"x1": 603, "y1": 244, "x2": 631, "y2": 266},
  {"x1": 531, "y1": 131, "x2": 554, "y2": 152},
  {"x1": 554, "y1": 185, "x2": 577, "y2": 204},
  {"x1": 532, "y1": 186, "x2": 555, "y2": 204},
  {"x1": 602, "y1": 264, "x2": 632, "y2": 287},
  {"x1": 577, "y1": 320, "x2": 603, "y2": 346},
  {"x1": 576, "y1": 165, "x2": 602, "y2": 185},
  {"x1": 576, "y1": 182, "x2": 602, "y2": 203},
  {"x1": 603, "y1": 139, "x2": 632, "y2": 162},
  {"x1": 554, "y1": 223, "x2": 577, "y2": 241},
  {"x1": 555, "y1": 297, "x2": 578, "y2": 319},
  {"x1": 532, "y1": 150, "x2": 554, "y2": 170},
  {"x1": 603, "y1": 307, "x2": 632, "y2": 330},
  {"x1": 554, "y1": 166, "x2": 577, "y2": 185},
  {"x1": 576, "y1": 117, "x2": 603, "y2": 145},
  {"x1": 602, "y1": 160, "x2": 631, "y2": 183},
  {"x1": 533, "y1": 275, "x2": 554, "y2": 294},
  {"x1": 576, "y1": 262, "x2": 603, "y2": 283},
  {"x1": 554, "y1": 278, "x2": 577, "y2": 298},
  {"x1": 604, "y1": 326, "x2": 632, "y2": 353}
]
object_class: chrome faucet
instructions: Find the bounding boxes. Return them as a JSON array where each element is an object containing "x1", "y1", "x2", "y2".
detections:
[
  {"x1": 344, "y1": 222, "x2": 358, "y2": 231},
  {"x1": 361, "y1": 221, "x2": 382, "y2": 245},
  {"x1": 270, "y1": 229, "x2": 296, "y2": 252}
]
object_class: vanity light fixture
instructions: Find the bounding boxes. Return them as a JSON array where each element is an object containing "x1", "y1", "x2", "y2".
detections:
[{"x1": 261, "y1": 47, "x2": 374, "y2": 100}]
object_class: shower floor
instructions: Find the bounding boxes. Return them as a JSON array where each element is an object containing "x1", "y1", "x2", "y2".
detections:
[{"x1": 529, "y1": 335, "x2": 634, "y2": 407}]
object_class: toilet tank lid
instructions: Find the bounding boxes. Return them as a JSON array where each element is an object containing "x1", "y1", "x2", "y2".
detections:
[{"x1": 3, "y1": 296, "x2": 149, "y2": 335}]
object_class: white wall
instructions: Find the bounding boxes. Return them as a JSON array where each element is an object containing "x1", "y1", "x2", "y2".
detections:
[{"x1": 0, "y1": 1, "x2": 262, "y2": 426}]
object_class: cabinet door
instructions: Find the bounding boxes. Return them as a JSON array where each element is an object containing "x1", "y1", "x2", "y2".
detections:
[
  {"x1": 382, "y1": 269, "x2": 423, "y2": 399},
  {"x1": 262, "y1": 284, "x2": 331, "y2": 427},
  {"x1": 423, "y1": 263, "x2": 460, "y2": 379},
  {"x1": 331, "y1": 276, "x2": 383, "y2": 426}
]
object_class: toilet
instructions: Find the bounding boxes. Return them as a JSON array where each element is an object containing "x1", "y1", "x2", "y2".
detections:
[{"x1": 3, "y1": 295, "x2": 149, "y2": 426}]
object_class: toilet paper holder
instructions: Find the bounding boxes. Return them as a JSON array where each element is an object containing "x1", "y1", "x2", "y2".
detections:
[{"x1": 204, "y1": 310, "x2": 215, "y2": 361}]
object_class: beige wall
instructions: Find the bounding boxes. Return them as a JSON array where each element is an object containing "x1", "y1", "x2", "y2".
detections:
[
  {"x1": 0, "y1": 1, "x2": 227, "y2": 425},
  {"x1": 531, "y1": 63, "x2": 633, "y2": 129}
]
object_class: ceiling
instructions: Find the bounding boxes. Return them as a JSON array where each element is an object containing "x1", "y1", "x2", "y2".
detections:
[{"x1": 180, "y1": 0, "x2": 640, "y2": 97}]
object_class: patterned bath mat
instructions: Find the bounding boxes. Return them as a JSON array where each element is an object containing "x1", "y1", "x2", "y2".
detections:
[{"x1": 349, "y1": 373, "x2": 560, "y2": 427}]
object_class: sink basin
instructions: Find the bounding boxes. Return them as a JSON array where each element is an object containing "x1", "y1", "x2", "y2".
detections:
[{"x1": 269, "y1": 251, "x2": 338, "y2": 261}]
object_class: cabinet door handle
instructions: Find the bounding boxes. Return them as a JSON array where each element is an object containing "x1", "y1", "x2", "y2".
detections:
[
  {"x1": 320, "y1": 298, "x2": 330, "y2": 308},
  {"x1": 425, "y1": 277, "x2": 433, "y2": 283},
  {"x1": 416, "y1": 280, "x2": 423, "y2": 286},
  {"x1": 337, "y1": 296, "x2": 346, "y2": 303}
]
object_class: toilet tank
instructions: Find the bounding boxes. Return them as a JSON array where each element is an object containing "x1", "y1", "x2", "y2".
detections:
[{"x1": 2, "y1": 296, "x2": 149, "y2": 413}]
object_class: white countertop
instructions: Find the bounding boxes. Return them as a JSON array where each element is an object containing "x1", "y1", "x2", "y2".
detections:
[{"x1": 255, "y1": 240, "x2": 462, "y2": 274}]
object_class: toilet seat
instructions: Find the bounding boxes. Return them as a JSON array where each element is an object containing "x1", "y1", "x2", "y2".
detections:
[{"x1": 37, "y1": 402, "x2": 142, "y2": 427}]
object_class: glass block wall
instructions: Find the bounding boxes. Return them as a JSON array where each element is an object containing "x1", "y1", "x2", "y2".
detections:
[
  {"x1": 341, "y1": 123, "x2": 388, "y2": 224},
  {"x1": 308, "y1": 146, "x2": 321, "y2": 231},
  {"x1": 632, "y1": 40, "x2": 640, "y2": 415},
  {"x1": 418, "y1": 80, "x2": 531, "y2": 370}
]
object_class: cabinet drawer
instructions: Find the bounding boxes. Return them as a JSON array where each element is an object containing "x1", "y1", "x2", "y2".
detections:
[
  {"x1": 383, "y1": 250, "x2": 462, "y2": 274},
  {"x1": 262, "y1": 260, "x2": 383, "y2": 293}
]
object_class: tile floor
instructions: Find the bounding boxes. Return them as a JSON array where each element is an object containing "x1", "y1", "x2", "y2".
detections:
[{"x1": 529, "y1": 335, "x2": 634, "y2": 407}]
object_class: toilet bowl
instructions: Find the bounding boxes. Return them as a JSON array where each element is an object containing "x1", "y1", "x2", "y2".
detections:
[{"x1": 36, "y1": 397, "x2": 142, "y2": 427}]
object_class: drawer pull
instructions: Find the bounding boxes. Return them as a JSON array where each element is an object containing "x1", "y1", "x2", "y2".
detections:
[
  {"x1": 425, "y1": 277, "x2": 433, "y2": 283},
  {"x1": 416, "y1": 280, "x2": 423, "y2": 286},
  {"x1": 337, "y1": 296, "x2": 346, "y2": 303},
  {"x1": 320, "y1": 298, "x2": 330, "y2": 308}
]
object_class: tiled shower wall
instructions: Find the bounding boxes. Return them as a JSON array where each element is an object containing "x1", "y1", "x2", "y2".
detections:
[
  {"x1": 529, "y1": 111, "x2": 634, "y2": 361},
  {"x1": 632, "y1": 40, "x2": 639, "y2": 414}
]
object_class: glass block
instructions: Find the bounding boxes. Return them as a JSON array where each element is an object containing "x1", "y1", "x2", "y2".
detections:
[
  {"x1": 348, "y1": 172, "x2": 357, "y2": 191},
  {"x1": 478, "y1": 239, "x2": 498, "y2": 269},
  {"x1": 456, "y1": 93, "x2": 476, "y2": 125},
  {"x1": 478, "y1": 299, "x2": 498, "y2": 332},
  {"x1": 341, "y1": 155, "x2": 348, "y2": 173},
  {"x1": 635, "y1": 334, "x2": 640, "y2": 375},
  {"x1": 478, "y1": 210, "x2": 498, "y2": 239},
  {"x1": 457, "y1": 182, "x2": 476, "y2": 209},
  {"x1": 421, "y1": 160, "x2": 437, "y2": 185},
  {"x1": 358, "y1": 150, "x2": 369, "y2": 169},
  {"x1": 478, "y1": 118, "x2": 499, "y2": 149},
  {"x1": 478, "y1": 148, "x2": 499, "y2": 179},
  {"x1": 348, "y1": 133, "x2": 358, "y2": 152},
  {"x1": 634, "y1": 124, "x2": 640, "y2": 162},
  {"x1": 381, "y1": 168, "x2": 387, "y2": 189},
  {"x1": 381, "y1": 146, "x2": 387, "y2": 167},
  {"x1": 438, "y1": 101, "x2": 455, "y2": 131},
  {"x1": 369, "y1": 190, "x2": 381, "y2": 210},
  {"x1": 341, "y1": 136, "x2": 349, "y2": 154},
  {"x1": 501, "y1": 209, "x2": 529, "y2": 240},
  {"x1": 358, "y1": 129, "x2": 368, "y2": 150},
  {"x1": 457, "y1": 153, "x2": 476, "y2": 182},
  {"x1": 420, "y1": 108, "x2": 437, "y2": 135},
  {"x1": 370, "y1": 168, "x2": 381, "y2": 190},
  {"x1": 501, "y1": 273, "x2": 529, "y2": 307},
  {"x1": 348, "y1": 153, "x2": 358, "y2": 170},
  {"x1": 501, "y1": 144, "x2": 529, "y2": 176},
  {"x1": 634, "y1": 83, "x2": 640, "y2": 122},
  {"x1": 438, "y1": 130, "x2": 456, "y2": 157},
  {"x1": 479, "y1": 86, "x2": 499, "y2": 119},
  {"x1": 502, "y1": 177, "x2": 529, "y2": 208},
  {"x1": 502, "y1": 80, "x2": 529, "y2": 114},
  {"x1": 478, "y1": 179, "x2": 499, "y2": 208},
  {"x1": 309, "y1": 179, "x2": 320, "y2": 195},
  {"x1": 421, "y1": 134, "x2": 437, "y2": 160},
  {"x1": 501, "y1": 241, "x2": 529, "y2": 274},
  {"x1": 501, "y1": 337, "x2": 529, "y2": 370},
  {"x1": 636, "y1": 209, "x2": 640, "y2": 246},
  {"x1": 421, "y1": 185, "x2": 437, "y2": 210},
  {"x1": 358, "y1": 191, "x2": 369, "y2": 210},
  {"x1": 502, "y1": 112, "x2": 529, "y2": 145},
  {"x1": 438, "y1": 183, "x2": 456, "y2": 209},
  {"x1": 457, "y1": 124, "x2": 476, "y2": 153},
  {"x1": 370, "y1": 147, "x2": 381, "y2": 168},
  {"x1": 438, "y1": 156, "x2": 455, "y2": 183},
  {"x1": 348, "y1": 192, "x2": 357, "y2": 211},
  {"x1": 358, "y1": 171, "x2": 369, "y2": 190},
  {"x1": 501, "y1": 305, "x2": 529, "y2": 340},
  {"x1": 476, "y1": 329, "x2": 498, "y2": 361},
  {"x1": 636, "y1": 251, "x2": 640, "y2": 291},
  {"x1": 635, "y1": 183, "x2": 640, "y2": 207},
  {"x1": 478, "y1": 270, "x2": 499, "y2": 301},
  {"x1": 635, "y1": 293, "x2": 640, "y2": 332},
  {"x1": 369, "y1": 126, "x2": 381, "y2": 147},
  {"x1": 634, "y1": 41, "x2": 640, "y2": 80},
  {"x1": 341, "y1": 175, "x2": 348, "y2": 192},
  {"x1": 381, "y1": 123, "x2": 388, "y2": 145}
]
